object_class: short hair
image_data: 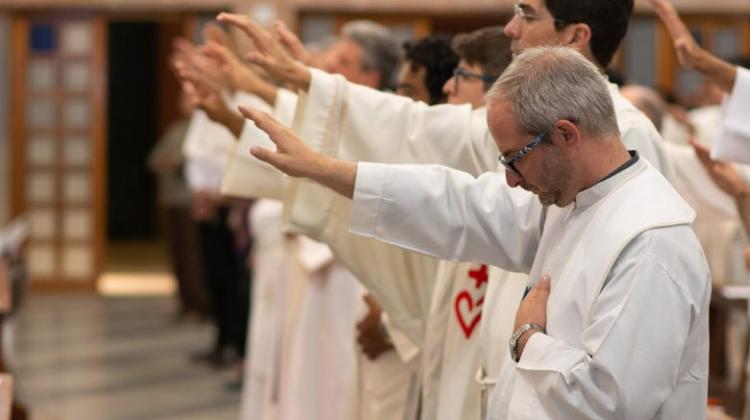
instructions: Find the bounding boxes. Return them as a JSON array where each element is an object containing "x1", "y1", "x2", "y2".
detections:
[
  {"x1": 451, "y1": 26, "x2": 512, "y2": 89},
  {"x1": 342, "y1": 20, "x2": 402, "y2": 91},
  {"x1": 545, "y1": 0, "x2": 634, "y2": 68},
  {"x1": 486, "y1": 46, "x2": 619, "y2": 138},
  {"x1": 403, "y1": 35, "x2": 459, "y2": 104}
]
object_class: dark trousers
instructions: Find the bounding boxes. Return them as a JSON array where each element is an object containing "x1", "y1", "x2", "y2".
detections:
[
  {"x1": 165, "y1": 207, "x2": 209, "y2": 315},
  {"x1": 198, "y1": 207, "x2": 249, "y2": 356}
]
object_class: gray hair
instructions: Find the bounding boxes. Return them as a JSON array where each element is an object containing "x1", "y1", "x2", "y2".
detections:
[
  {"x1": 342, "y1": 20, "x2": 402, "y2": 91},
  {"x1": 485, "y1": 46, "x2": 619, "y2": 138}
]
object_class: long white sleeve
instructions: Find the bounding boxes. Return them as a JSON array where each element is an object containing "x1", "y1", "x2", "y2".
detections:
[
  {"x1": 350, "y1": 162, "x2": 543, "y2": 272},
  {"x1": 710, "y1": 67, "x2": 750, "y2": 163},
  {"x1": 281, "y1": 70, "x2": 500, "y2": 345},
  {"x1": 491, "y1": 227, "x2": 710, "y2": 419}
]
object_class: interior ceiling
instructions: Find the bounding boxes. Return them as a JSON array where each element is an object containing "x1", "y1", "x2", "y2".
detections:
[{"x1": 1, "y1": 0, "x2": 749, "y2": 14}]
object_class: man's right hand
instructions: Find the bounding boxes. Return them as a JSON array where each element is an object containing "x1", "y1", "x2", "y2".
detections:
[
  {"x1": 647, "y1": 0, "x2": 703, "y2": 70},
  {"x1": 238, "y1": 105, "x2": 358, "y2": 199},
  {"x1": 217, "y1": 13, "x2": 311, "y2": 92},
  {"x1": 691, "y1": 139, "x2": 749, "y2": 199}
]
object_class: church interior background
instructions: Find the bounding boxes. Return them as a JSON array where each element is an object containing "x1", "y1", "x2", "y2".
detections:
[{"x1": 0, "y1": 0, "x2": 749, "y2": 418}]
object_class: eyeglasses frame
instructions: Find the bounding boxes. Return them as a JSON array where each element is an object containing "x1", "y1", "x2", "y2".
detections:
[
  {"x1": 498, "y1": 130, "x2": 549, "y2": 179},
  {"x1": 452, "y1": 67, "x2": 496, "y2": 93}
]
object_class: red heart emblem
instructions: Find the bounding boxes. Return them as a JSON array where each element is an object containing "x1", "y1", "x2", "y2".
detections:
[{"x1": 454, "y1": 290, "x2": 482, "y2": 339}]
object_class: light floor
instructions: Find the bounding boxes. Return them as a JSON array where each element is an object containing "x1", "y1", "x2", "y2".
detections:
[{"x1": 10, "y1": 241, "x2": 240, "y2": 420}]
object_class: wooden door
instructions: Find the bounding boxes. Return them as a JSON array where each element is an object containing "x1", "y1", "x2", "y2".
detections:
[{"x1": 11, "y1": 13, "x2": 107, "y2": 290}]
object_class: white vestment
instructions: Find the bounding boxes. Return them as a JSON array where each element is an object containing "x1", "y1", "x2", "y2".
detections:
[
  {"x1": 277, "y1": 236, "x2": 359, "y2": 420},
  {"x1": 222, "y1": 89, "x2": 296, "y2": 199},
  {"x1": 225, "y1": 90, "x2": 411, "y2": 420},
  {"x1": 350, "y1": 156, "x2": 710, "y2": 419},
  {"x1": 282, "y1": 68, "x2": 674, "y2": 419},
  {"x1": 183, "y1": 109, "x2": 231, "y2": 192},
  {"x1": 240, "y1": 199, "x2": 289, "y2": 420},
  {"x1": 712, "y1": 66, "x2": 750, "y2": 163}
]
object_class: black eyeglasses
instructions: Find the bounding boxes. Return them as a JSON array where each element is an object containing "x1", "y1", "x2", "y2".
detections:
[
  {"x1": 499, "y1": 131, "x2": 548, "y2": 179},
  {"x1": 452, "y1": 67, "x2": 496, "y2": 92}
]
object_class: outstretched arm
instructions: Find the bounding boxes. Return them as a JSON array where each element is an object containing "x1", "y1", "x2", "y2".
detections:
[
  {"x1": 648, "y1": 0, "x2": 737, "y2": 92},
  {"x1": 238, "y1": 106, "x2": 357, "y2": 198}
]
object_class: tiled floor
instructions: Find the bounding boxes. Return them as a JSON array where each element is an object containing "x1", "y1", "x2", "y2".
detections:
[{"x1": 10, "y1": 241, "x2": 240, "y2": 420}]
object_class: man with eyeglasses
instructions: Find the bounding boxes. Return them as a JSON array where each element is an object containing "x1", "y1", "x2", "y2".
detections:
[
  {"x1": 219, "y1": 1, "x2": 677, "y2": 418},
  {"x1": 441, "y1": 27, "x2": 511, "y2": 108},
  {"x1": 240, "y1": 45, "x2": 710, "y2": 420}
]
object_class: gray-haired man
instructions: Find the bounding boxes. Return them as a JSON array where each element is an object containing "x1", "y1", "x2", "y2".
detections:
[{"x1": 241, "y1": 46, "x2": 710, "y2": 420}]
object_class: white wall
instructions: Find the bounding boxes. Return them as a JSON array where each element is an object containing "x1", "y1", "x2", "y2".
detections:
[{"x1": 0, "y1": 14, "x2": 10, "y2": 225}]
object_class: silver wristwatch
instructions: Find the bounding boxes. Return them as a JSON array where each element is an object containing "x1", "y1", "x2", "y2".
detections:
[{"x1": 509, "y1": 323, "x2": 545, "y2": 362}]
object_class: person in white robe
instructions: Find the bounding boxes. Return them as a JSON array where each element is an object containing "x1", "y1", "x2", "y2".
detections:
[
  {"x1": 221, "y1": 2, "x2": 676, "y2": 418},
  {"x1": 621, "y1": 84, "x2": 746, "y2": 285},
  {"x1": 184, "y1": 18, "x2": 414, "y2": 420},
  {"x1": 174, "y1": 38, "x2": 360, "y2": 420},
  {"x1": 242, "y1": 45, "x2": 711, "y2": 420},
  {"x1": 648, "y1": 0, "x2": 750, "y2": 163}
]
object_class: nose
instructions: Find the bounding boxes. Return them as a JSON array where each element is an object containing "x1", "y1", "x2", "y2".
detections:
[
  {"x1": 504, "y1": 16, "x2": 520, "y2": 38},
  {"x1": 505, "y1": 169, "x2": 523, "y2": 187}
]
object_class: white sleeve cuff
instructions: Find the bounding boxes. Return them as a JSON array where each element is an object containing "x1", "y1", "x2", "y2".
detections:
[
  {"x1": 516, "y1": 332, "x2": 585, "y2": 374},
  {"x1": 295, "y1": 68, "x2": 344, "y2": 153},
  {"x1": 350, "y1": 162, "x2": 388, "y2": 238}
]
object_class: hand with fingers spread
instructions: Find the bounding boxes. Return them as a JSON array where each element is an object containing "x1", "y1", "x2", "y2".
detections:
[
  {"x1": 512, "y1": 276, "x2": 550, "y2": 361},
  {"x1": 356, "y1": 294, "x2": 394, "y2": 360},
  {"x1": 274, "y1": 20, "x2": 312, "y2": 66},
  {"x1": 202, "y1": 41, "x2": 279, "y2": 106},
  {"x1": 238, "y1": 105, "x2": 358, "y2": 198},
  {"x1": 217, "y1": 13, "x2": 311, "y2": 91},
  {"x1": 173, "y1": 49, "x2": 244, "y2": 137},
  {"x1": 647, "y1": 0, "x2": 737, "y2": 92}
]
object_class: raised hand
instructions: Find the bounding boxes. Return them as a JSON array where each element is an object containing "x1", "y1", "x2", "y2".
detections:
[
  {"x1": 274, "y1": 20, "x2": 312, "y2": 65},
  {"x1": 647, "y1": 0, "x2": 702, "y2": 69},
  {"x1": 202, "y1": 42, "x2": 279, "y2": 106},
  {"x1": 238, "y1": 105, "x2": 317, "y2": 177},
  {"x1": 217, "y1": 13, "x2": 311, "y2": 91},
  {"x1": 691, "y1": 139, "x2": 749, "y2": 198},
  {"x1": 647, "y1": 0, "x2": 737, "y2": 92},
  {"x1": 238, "y1": 105, "x2": 357, "y2": 198}
]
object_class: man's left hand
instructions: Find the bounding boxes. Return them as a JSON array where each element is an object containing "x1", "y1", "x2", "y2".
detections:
[{"x1": 356, "y1": 294, "x2": 393, "y2": 360}]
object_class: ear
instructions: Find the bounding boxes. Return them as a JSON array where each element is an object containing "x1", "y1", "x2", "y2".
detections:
[
  {"x1": 551, "y1": 119, "x2": 581, "y2": 148},
  {"x1": 566, "y1": 23, "x2": 592, "y2": 51}
]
